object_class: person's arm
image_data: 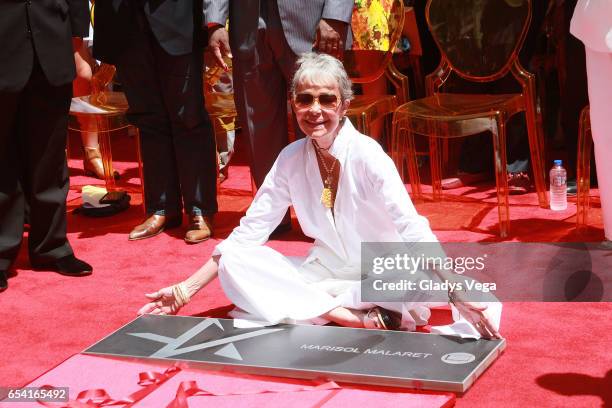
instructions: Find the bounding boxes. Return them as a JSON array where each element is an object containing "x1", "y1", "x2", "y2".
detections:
[
  {"x1": 137, "y1": 256, "x2": 220, "y2": 315},
  {"x1": 364, "y1": 141, "x2": 501, "y2": 339},
  {"x1": 67, "y1": 0, "x2": 90, "y2": 38},
  {"x1": 205, "y1": 0, "x2": 232, "y2": 69},
  {"x1": 364, "y1": 140, "x2": 438, "y2": 243},
  {"x1": 68, "y1": 0, "x2": 89, "y2": 74},
  {"x1": 138, "y1": 149, "x2": 293, "y2": 315},
  {"x1": 73, "y1": 38, "x2": 93, "y2": 79},
  {"x1": 314, "y1": 0, "x2": 354, "y2": 58},
  {"x1": 204, "y1": 0, "x2": 229, "y2": 27},
  {"x1": 215, "y1": 149, "x2": 292, "y2": 251}
]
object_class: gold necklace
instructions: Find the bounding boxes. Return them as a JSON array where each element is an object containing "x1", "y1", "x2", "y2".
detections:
[{"x1": 313, "y1": 141, "x2": 337, "y2": 208}]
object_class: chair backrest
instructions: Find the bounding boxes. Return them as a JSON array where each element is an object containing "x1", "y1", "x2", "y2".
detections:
[
  {"x1": 345, "y1": 0, "x2": 405, "y2": 83},
  {"x1": 203, "y1": 52, "x2": 236, "y2": 118},
  {"x1": 426, "y1": 0, "x2": 531, "y2": 82},
  {"x1": 91, "y1": 64, "x2": 116, "y2": 95}
]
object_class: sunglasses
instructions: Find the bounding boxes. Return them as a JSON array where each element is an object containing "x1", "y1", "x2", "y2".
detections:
[{"x1": 293, "y1": 93, "x2": 340, "y2": 109}]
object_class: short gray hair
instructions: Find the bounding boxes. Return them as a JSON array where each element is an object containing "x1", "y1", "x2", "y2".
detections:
[{"x1": 291, "y1": 53, "x2": 354, "y2": 102}]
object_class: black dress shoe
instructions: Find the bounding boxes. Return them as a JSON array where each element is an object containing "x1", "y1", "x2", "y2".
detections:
[
  {"x1": 32, "y1": 255, "x2": 93, "y2": 277},
  {"x1": 0, "y1": 270, "x2": 7, "y2": 292}
]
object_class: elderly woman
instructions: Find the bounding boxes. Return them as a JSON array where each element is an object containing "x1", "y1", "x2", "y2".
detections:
[{"x1": 139, "y1": 53, "x2": 501, "y2": 339}]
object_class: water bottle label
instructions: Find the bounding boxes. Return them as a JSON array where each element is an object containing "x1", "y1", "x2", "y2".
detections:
[{"x1": 551, "y1": 175, "x2": 566, "y2": 187}]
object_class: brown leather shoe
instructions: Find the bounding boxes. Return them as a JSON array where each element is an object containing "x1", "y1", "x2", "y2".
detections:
[
  {"x1": 83, "y1": 146, "x2": 105, "y2": 179},
  {"x1": 129, "y1": 214, "x2": 181, "y2": 241},
  {"x1": 184, "y1": 215, "x2": 213, "y2": 244}
]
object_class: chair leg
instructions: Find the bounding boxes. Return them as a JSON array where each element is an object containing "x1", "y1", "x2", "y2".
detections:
[
  {"x1": 390, "y1": 115, "x2": 401, "y2": 177},
  {"x1": 425, "y1": 119, "x2": 442, "y2": 201},
  {"x1": 66, "y1": 131, "x2": 72, "y2": 163},
  {"x1": 362, "y1": 114, "x2": 371, "y2": 137},
  {"x1": 523, "y1": 82, "x2": 548, "y2": 208},
  {"x1": 396, "y1": 118, "x2": 422, "y2": 201},
  {"x1": 134, "y1": 126, "x2": 146, "y2": 215},
  {"x1": 429, "y1": 136, "x2": 443, "y2": 201},
  {"x1": 359, "y1": 112, "x2": 369, "y2": 135},
  {"x1": 96, "y1": 116, "x2": 117, "y2": 192},
  {"x1": 492, "y1": 114, "x2": 510, "y2": 238},
  {"x1": 576, "y1": 107, "x2": 592, "y2": 229},
  {"x1": 406, "y1": 130, "x2": 422, "y2": 200},
  {"x1": 410, "y1": 56, "x2": 425, "y2": 98}
]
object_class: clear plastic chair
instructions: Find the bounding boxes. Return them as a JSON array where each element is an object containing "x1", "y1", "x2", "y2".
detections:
[
  {"x1": 204, "y1": 52, "x2": 237, "y2": 178},
  {"x1": 393, "y1": 5, "x2": 425, "y2": 98},
  {"x1": 68, "y1": 64, "x2": 145, "y2": 209},
  {"x1": 576, "y1": 106, "x2": 592, "y2": 230},
  {"x1": 345, "y1": 0, "x2": 409, "y2": 134},
  {"x1": 392, "y1": 0, "x2": 548, "y2": 238},
  {"x1": 69, "y1": 1, "x2": 144, "y2": 208}
]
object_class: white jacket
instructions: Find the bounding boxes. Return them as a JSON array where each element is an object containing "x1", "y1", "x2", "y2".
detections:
[
  {"x1": 214, "y1": 119, "x2": 437, "y2": 281},
  {"x1": 571, "y1": 0, "x2": 612, "y2": 53}
]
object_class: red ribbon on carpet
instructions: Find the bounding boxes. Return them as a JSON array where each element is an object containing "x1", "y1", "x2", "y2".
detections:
[
  {"x1": 165, "y1": 379, "x2": 340, "y2": 408},
  {"x1": 35, "y1": 365, "x2": 340, "y2": 408},
  {"x1": 36, "y1": 366, "x2": 181, "y2": 407}
]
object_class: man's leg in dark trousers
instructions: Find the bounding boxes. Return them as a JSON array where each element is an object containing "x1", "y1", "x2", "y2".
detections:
[
  {"x1": 232, "y1": 0, "x2": 301, "y2": 190},
  {"x1": 154, "y1": 44, "x2": 217, "y2": 217},
  {"x1": 0, "y1": 62, "x2": 73, "y2": 268},
  {"x1": 232, "y1": 39, "x2": 292, "y2": 189},
  {"x1": 0, "y1": 90, "x2": 25, "y2": 271},
  {"x1": 115, "y1": 31, "x2": 183, "y2": 218}
]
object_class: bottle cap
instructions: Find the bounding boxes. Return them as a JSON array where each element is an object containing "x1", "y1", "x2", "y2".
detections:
[{"x1": 554, "y1": 160, "x2": 562, "y2": 166}]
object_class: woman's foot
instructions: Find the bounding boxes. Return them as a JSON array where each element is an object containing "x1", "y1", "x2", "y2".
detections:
[
  {"x1": 363, "y1": 307, "x2": 402, "y2": 330},
  {"x1": 83, "y1": 146, "x2": 105, "y2": 179},
  {"x1": 323, "y1": 307, "x2": 402, "y2": 330}
]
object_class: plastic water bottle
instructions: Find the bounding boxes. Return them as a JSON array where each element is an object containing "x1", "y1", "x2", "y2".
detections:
[{"x1": 550, "y1": 160, "x2": 567, "y2": 211}]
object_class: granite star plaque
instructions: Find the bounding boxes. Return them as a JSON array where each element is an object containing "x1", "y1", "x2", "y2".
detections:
[{"x1": 84, "y1": 315, "x2": 505, "y2": 392}]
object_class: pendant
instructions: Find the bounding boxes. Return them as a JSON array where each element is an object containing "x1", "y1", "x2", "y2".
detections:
[{"x1": 321, "y1": 187, "x2": 333, "y2": 208}]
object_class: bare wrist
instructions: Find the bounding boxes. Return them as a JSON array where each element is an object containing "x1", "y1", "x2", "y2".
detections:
[
  {"x1": 182, "y1": 279, "x2": 202, "y2": 299},
  {"x1": 207, "y1": 23, "x2": 224, "y2": 35}
]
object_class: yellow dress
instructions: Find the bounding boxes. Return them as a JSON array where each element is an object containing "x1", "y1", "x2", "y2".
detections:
[{"x1": 352, "y1": 0, "x2": 399, "y2": 51}]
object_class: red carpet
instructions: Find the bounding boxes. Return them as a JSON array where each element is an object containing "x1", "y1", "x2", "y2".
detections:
[
  {"x1": 1, "y1": 132, "x2": 611, "y2": 407},
  {"x1": 4, "y1": 354, "x2": 456, "y2": 408}
]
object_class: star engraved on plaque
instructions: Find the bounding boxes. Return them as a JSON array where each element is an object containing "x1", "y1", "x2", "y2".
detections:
[{"x1": 128, "y1": 318, "x2": 283, "y2": 360}]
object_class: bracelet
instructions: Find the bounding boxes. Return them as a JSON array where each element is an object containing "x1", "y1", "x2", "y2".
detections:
[{"x1": 172, "y1": 282, "x2": 191, "y2": 308}]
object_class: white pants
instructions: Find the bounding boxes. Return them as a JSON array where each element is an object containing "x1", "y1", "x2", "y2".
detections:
[
  {"x1": 218, "y1": 246, "x2": 451, "y2": 331},
  {"x1": 585, "y1": 48, "x2": 612, "y2": 239}
]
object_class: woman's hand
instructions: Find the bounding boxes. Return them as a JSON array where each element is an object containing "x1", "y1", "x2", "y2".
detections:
[
  {"x1": 137, "y1": 286, "x2": 182, "y2": 316},
  {"x1": 450, "y1": 294, "x2": 502, "y2": 339},
  {"x1": 137, "y1": 257, "x2": 219, "y2": 316}
]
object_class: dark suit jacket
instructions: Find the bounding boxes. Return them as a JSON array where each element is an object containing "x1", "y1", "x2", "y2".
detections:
[
  {"x1": 205, "y1": 0, "x2": 353, "y2": 58},
  {"x1": 93, "y1": 0, "x2": 205, "y2": 64},
  {"x1": 0, "y1": 0, "x2": 89, "y2": 92}
]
